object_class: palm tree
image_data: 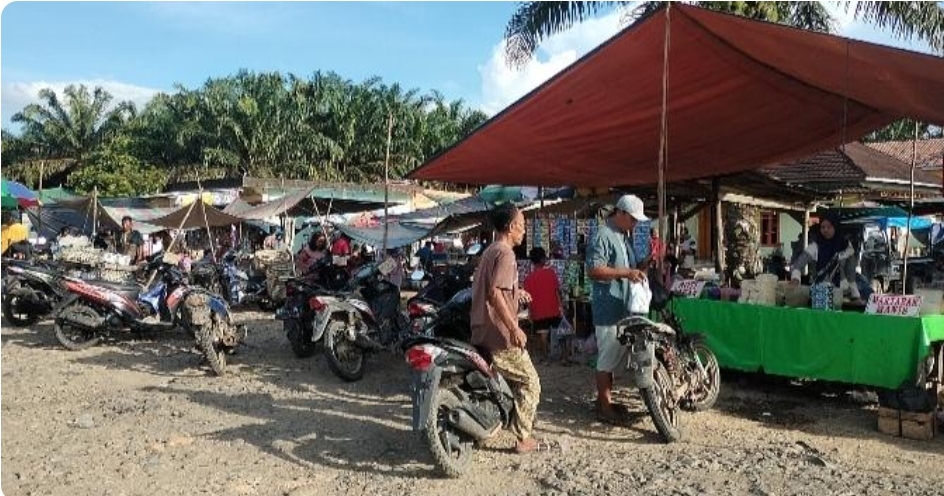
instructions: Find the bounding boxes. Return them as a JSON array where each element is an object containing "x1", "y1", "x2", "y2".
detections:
[
  {"x1": 504, "y1": 2, "x2": 944, "y2": 67},
  {"x1": 10, "y1": 84, "x2": 135, "y2": 168}
]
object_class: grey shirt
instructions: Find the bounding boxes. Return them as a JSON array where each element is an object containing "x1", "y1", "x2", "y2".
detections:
[{"x1": 586, "y1": 219, "x2": 637, "y2": 326}]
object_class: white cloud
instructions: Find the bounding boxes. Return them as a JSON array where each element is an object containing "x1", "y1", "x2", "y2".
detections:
[
  {"x1": 477, "y1": 11, "x2": 624, "y2": 116},
  {"x1": 1, "y1": 79, "x2": 163, "y2": 127}
]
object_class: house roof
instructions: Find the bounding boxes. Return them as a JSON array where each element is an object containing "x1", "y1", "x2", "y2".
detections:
[
  {"x1": 761, "y1": 142, "x2": 942, "y2": 191},
  {"x1": 865, "y1": 138, "x2": 944, "y2": 170}
]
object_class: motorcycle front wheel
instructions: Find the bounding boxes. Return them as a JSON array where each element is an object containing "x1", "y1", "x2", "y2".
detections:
[
  {"x1": 682, "y1": 342, "x2": 721, "y2": 412},
  {"x1": 285, "y1": 319, "x2": 317, "y2": 358},
  {"x1": 641, "y1": 362, "x2": 682, "y2": 443},
  {"x1": 195, "y1": 322, "x2": 227, "y2": 376},
  {"x1": 3, "y1": 288, "x2": 40, "y2": 327},
  {"x1": 324, "y1": 319, "x2": 366, "y2": 382},
  {"x1": 54, "y1": 303, "x2": 104, "y2": 351},
  {"x1": 425, "y1": 389, "x2": 474, "y2": 478}
]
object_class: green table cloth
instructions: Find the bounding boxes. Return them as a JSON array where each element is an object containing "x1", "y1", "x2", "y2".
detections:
[{"x1": 672, "y1": 299, "x2": 944, "y2": 389}]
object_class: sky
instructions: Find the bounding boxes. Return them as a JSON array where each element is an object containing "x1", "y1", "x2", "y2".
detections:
[{"x1": 0, "y1": 1, "x2": 937, "y2": 129}]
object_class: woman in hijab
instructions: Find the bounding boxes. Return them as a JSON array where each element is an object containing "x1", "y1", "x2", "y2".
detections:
[
  {"x1": 295, "y1": 231, "x2": 329, "y2": 275},
  {"x1": 789, "y1": 213, "x2": 861, "y2": 300}
]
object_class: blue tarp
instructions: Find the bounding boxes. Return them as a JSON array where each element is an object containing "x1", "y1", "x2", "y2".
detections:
[{"x1": 883, "y1": 217, "x2": 934, "y2": 230}]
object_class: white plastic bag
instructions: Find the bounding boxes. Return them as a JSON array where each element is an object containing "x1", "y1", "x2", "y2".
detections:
[{"x1": 629, "y1": 280, "x2": 653, "y2": 314}]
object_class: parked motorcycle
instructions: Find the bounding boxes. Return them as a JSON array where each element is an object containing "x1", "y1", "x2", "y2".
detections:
[
  {"x1": 615, "y1": 294, "x2": 721, "y2": 442},
  {"x1": 2, "y1": 258, "x2": 67, "y2": 327},
  {"x1": 406, "y1": 244, "x2": 480, "y2": 335},
  {"x1": 401, "y1": 333, "x2": 517, "y2": 477},
  {"x1": 278, "y1": 257, "x2": 405, "y2": 382},
  {"x1": 53, "y1": 255, "x2": 243, "y2": 375}
]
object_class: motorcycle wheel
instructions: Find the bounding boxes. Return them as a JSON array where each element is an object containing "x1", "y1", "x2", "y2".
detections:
[
  {"x1": 324, "y1": 319, "x2": 366, "y2": 382},
  {"x1": 641, "y1": 362, "x2": 682, "y2": 443},
  {"x1": 285, "y1": 319, "x2": 316, "y2": 358},
  {"x1": 682, "y1": 342, "x2": 721, "y2": 412},
  {"x1": 54, "y1": 304, "x2": 104, "y2": 351},
  {"x1": 3, "y1": 288, "x2": 40, "y2": 327},
  {"x1": 425, "y1": 389, "x2": 474, "y2": 478},
  {"x1": 196, "y1": 322, "x2": 227, "y2": 376}
]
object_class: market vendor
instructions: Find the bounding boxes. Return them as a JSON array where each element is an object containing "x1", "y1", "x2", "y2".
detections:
[
  {"x1": 116, "y1": 216, "x2": 145, "y2": 264},
  {"x1": 790, "y1": 214, "x2": 861, "y2": 301}
]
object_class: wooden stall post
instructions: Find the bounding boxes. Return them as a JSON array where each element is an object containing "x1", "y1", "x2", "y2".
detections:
[{"x1": 712, "y1": 177, "x2": 724, "y2": 275}]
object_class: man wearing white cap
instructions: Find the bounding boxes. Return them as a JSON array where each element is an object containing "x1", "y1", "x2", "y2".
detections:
[{"x1": 586, "y1": 194, "x2": 649, "y2": 425}]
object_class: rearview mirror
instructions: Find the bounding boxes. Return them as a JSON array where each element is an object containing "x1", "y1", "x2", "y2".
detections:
[
  {"x1": 466, "y1": 243, "x2": 483, "y2": 256},
  {"x1": 410, "y1": 269, "x2": 426, "y2": 281}
]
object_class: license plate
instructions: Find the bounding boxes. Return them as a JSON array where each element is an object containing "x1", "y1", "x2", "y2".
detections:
[{"x1": 275, "y1": 306, "x2": 300, "y2": 320}]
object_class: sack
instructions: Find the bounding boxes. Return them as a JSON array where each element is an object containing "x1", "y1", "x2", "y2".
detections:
[
  {"x1": 552, "y1": 314, "x2": 574, "y2": 339},
  {"x1": 629, "y1": 280, "x2": 653, "y2": 314}
]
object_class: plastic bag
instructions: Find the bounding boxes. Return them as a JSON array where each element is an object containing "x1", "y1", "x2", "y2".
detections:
[
  {"x1": 629, "y1": 280, "x2": 653, "y2": 314},
  {"x1": 552, "y1": 314, "x2": 574, "y2": 339}
]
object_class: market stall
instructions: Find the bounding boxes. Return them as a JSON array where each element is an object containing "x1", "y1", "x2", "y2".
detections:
[{"x1": 673, "y1": 298, "x2": 944, "y2": 389}]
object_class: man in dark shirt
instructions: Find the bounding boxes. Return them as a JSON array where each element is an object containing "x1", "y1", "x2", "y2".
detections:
[
  {"x1": 115, "y1": 216, "x2": 145, "y2": 263},
  {"x1": 470, "y1": 203, "x2": 541, "y2": 454}
]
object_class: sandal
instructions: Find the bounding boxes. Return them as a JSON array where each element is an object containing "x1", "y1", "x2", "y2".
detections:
[{"x1": 514, "y1": 438, "x2": 552, "y2": 454}]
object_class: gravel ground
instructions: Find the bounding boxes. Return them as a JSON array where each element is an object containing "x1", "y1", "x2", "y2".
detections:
[{"x1": 2, "y1": 309, "x2": 943, "y2": 496}]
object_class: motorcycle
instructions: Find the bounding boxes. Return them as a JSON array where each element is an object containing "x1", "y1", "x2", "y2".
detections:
[
  {"x1": 401, "y1": 332, "x2": 517, "y2": 478},
  {"x1": 278, "y1": 257, "x2": 406, "y2": 382},
  {"x1": 53, "y1": 255, "x2": 244, "y2": 375},
  {"x1": 2, "y1": 258, "x2": 67, "y2": 327},
  {"x1": 615, "y1": 293, "x2": 721, "y2": 442},
  {"x1": 406, "y1": 244, "x2": 481, "y2": 336}
]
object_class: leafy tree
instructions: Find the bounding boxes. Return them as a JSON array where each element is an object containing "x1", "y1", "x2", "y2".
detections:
[
  {"x1": 864, "y1": 120, "x2": 943, "y2": 142},
  {"x1": 68, "y1": 134, "x2": 167, "y2": 197}
]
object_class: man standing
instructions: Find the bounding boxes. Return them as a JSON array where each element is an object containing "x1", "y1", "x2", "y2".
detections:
[
  {"x1": 116, "y1": 216, "x2": 145, "y2": 264},
  {"x1": 470, "y1": 203, "x2": 542, "y2": 454},
  {"x1": 586, "y1": 195, "x2": 649, "y2": 425}
]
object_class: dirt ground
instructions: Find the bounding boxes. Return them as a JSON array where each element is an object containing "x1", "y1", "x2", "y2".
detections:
[{"x1": 2, "y1": 309, "x2": 943, "y2": 496}]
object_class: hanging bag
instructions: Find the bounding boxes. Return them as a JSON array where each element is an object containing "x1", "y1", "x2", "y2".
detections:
[{"x1": 552, "y1": 310, "x2": 574, "y2": 339}]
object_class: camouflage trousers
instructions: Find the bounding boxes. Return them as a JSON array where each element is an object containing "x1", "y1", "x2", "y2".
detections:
[{"x1": 491, "y1": 348, "x2": 542, "y2": 440}]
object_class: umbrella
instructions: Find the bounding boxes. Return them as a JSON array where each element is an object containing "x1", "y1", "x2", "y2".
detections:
[{"x1": 1, "y1": 180, "x2": 40, "y2": 210}]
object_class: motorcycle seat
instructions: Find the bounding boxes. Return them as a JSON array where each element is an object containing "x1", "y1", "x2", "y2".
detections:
[
  {"x1": 87, "y1": 280, "x2": 143, "y2": 299},
  {"x1": 442, "y1": 338, "x2": 493, "y2": 364}
]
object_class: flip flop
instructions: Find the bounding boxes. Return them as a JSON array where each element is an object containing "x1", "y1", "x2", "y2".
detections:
[{"x1": 514, "y1": 438, "x2": 552, "y2": 454}]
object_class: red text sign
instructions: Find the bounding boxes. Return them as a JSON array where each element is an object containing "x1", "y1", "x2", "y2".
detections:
[
  {"x1": 865, "y1": 294, "x2": 923, "y2": 317},
  {"x1": 671, "y1": 279, "x2": 706, "y2": 298}
]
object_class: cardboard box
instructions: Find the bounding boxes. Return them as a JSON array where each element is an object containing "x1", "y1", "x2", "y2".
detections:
[{"x1": 877, "y1": 407, "x2": 938, "y2": 440}]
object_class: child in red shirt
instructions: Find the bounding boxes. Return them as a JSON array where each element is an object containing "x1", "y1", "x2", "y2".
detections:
[{"x1": 523, "y1": 247, "x2": 563, "y2": 365}]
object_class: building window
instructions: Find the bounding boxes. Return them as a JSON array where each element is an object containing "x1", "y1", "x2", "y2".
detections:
[{"x1": 760, "y1": 211, "x2": 780, "y2": 247}]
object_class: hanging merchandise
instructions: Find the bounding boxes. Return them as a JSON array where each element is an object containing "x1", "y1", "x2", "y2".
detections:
[{"x1": 632, "y1": 219, "x2": 652, "y2": 262}]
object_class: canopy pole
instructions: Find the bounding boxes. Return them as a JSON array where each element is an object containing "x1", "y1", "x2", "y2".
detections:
[
  {"x1": 92, "y1": 186, "x2": 99, "y2": 237},
  {"x1": 383, "y1": 113, "x2": 394, "y2": 253},
  {"x1": 37, "y1": 161, "x2": 44, "y2": 235},
  {"x1": 901, "y1": 121, "x2": 919, "y2": 295},
  {"x1": 712, "y1": 177, "x2": 724, "y2": 276},
  {"x1": 655, "y1": 3, "x2": 672, "y2": 251}
]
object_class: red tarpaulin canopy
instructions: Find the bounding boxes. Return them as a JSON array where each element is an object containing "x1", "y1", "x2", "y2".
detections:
[{"x1": 409, "y1": 5, "x2": 944, "y2": 187}]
